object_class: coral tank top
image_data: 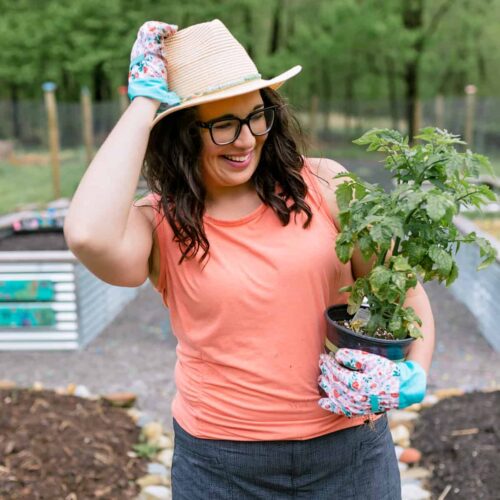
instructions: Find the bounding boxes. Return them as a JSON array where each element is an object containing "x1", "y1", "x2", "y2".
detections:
[{"x1": 147, "y1": 163, "x2": 369, "y2": 440}]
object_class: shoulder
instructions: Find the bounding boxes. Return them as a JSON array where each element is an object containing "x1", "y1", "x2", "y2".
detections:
[{"x1": 305, "y1": 157, "x2": 349, "y2": 229}]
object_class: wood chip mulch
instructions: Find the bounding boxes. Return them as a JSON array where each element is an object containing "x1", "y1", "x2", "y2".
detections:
[{"x1": 0, "y1": 388, "x2": 148, "y2": 499}]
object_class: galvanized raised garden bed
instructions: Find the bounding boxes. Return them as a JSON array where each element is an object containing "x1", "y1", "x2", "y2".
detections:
[{"x1": 0, "y1": 246, "x2": 140, "y2": 351}]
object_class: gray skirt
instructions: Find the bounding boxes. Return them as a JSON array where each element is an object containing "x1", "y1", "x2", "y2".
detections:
[{"x1": 171, "y1": 415, "x2": 401, "y2": 499}]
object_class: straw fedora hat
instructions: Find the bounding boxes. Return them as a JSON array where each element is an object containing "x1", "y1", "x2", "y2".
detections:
[{"x1": 152, "y1": 19, "x2": 302, "y2": 126}]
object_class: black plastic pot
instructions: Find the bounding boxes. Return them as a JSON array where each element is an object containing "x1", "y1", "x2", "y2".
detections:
[{"x1": 324, "y1": 304, "x2": 415, "y2": 362}]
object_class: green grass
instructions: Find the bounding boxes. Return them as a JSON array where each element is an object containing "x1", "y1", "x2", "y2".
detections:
[{"x1": 0, "y1": 149, "x2": 87, "y2": 215}]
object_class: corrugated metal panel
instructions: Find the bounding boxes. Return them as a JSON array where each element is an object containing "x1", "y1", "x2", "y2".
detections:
[
  {"x1": 0, "y1": 257, "x2": 79, "y2": 350},
  {"x1": 0, "y1": 341, "x2": 79, "y2": 350},
  {"x1": 74, "y1": 263, "x2": 139, "y2": 347},
  {"x1": 450, "y1": 243, "x2": 500, "y2": 351}
]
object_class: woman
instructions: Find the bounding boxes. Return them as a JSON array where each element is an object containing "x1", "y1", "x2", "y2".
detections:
[{"x1": 64, "y1": 20, "x2": 435, "y2": 499}]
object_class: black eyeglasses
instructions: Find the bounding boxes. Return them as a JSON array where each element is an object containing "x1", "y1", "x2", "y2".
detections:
[{"x1": 196, "y1": 105, "x2": 278, "y2": 146}]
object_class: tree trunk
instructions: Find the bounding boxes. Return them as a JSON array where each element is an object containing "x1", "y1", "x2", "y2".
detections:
[
  {"x1": 10, "y1": 84, "x2": 21, "y2": 141},
  {"x1": 269, "y1": 0, "x2": 284, "y2": 54},
  {"x1": 386, "y1": 56, "x2": 399, "y2": 130},
  {"x1": 402, "y1": 0, "x2": 423, "y2": 141}
]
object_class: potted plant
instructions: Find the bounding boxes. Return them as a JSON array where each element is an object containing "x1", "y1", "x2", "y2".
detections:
[{"x1": 325, "y1": 127, "x2": 498, "y2": 361}]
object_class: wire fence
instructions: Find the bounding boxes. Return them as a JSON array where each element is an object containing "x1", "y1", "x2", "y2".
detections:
[{"x1": 1, "y1": 95, "x2": 500, "y2": 159}]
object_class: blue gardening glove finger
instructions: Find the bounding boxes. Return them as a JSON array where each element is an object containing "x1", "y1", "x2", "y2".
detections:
[
  {"x1": 318, "y1": 349, "x2": 427, "y2": 417},
  {"x1": 128, "y1": 21, "x2": 181, "y2": 104}
]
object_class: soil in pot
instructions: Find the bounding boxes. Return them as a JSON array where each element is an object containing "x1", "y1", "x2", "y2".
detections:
[{"x1": 325, "y1": 305, "x2": 414, "y2": 362}]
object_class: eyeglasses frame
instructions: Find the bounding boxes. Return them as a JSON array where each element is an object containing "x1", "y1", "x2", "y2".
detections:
[{"x1": 196, "y1": 105, "x2": 279, "y2": 146}]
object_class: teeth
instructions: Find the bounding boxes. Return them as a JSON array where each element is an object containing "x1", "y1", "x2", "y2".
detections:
[{"x1": 225, "y1": 154, "x2": 249, "y2": 162}]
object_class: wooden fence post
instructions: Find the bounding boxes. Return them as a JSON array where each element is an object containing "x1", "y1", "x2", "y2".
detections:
[
  {"x1": 434, "y1": 94, "x2": 444, "y2": 129},
  {"x1": 118, "y1": 85, "x2": 129, "y2": 115},
  {"x1": 42, "y1": 82, "x2": 61, "y2": 199},
  {"x1": 464, "y1": 84, "x2": 477, "y2": 147},
  {"x1": 81, "y1": 86, "x2": 94, "y2": 165}
]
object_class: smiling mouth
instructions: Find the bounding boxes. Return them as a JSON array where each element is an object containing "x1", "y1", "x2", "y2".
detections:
[{"x1": 222, "y1": 154, "x2": 250, "y2": 162}]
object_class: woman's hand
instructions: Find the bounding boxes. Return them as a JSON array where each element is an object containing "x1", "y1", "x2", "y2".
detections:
[
  {"x1": 318, "y1": 348, "x2": 427, "y2": 417},
  {"x1": 128, "y1": 21, "x2": 181, "y2": 105}
]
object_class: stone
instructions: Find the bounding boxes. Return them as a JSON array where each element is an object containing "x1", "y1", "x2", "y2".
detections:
[
  {"x1": 74, "y1": 385, "x2": 94, "y2": 399},
  {"x1": 143, "y1": 422, "x2": 164, "y2": 443},
  {"x1": 399, "y1": 448, "x2": 422, "y2": 464},
  {"x1": 401, "y1": 483, "x2": 431, "y2": 500},
  {"x1": 66, "y1": 383, "x2": 77, "y2": 395},
  {"x1": 156, "y1": 448, "x2": 174, "y2": 468},
  {"x1": 152, "y1": 433, "x2": 174, "y2": 449},
  {"x1": 137, "y1": 474, "x2": 171, "y2": 488},
  {"x1": 147, "y1": 463, "x2": 169, "y2": 476},
  {"x1": 388, "y1": 410, "x2": 419, "y2": 428},
  {"x1": 32, "y1": 381, "x2": 44, "y2": 391},
  {"x1": 421, "y1": 394, "x2": 439, "y2": 407},
  {"x1": 401, "y1": 467, "x2": 432, "y2": 480},
  {"x1": 101, "y1": 391, "x2": 137, "y2": 408},
  {"x1": 0, "y1": 379, "x2": 16, "y2": 390},
  {"x1": 398, "y1": 462, "x2": 409, "y2": 473},
  {"x1": 434, "y1": 388, "x2": 464, "y2": 400},
  {"x1": 139, "y1": 485, "x2": 171, "y2": 500},
  {"x1": 126, "y1": 408, "x2": 143, "y2": 424},
  {"x1": 391, "y1": 425, "x2": 410, "y2": 447}
]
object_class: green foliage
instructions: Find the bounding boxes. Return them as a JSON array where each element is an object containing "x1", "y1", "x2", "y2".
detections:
[
  {"x1": 337, "y1": 127, "x2": 498, "y2": 339},
  {"x1": 132, "y1": 442, "x2": 162, "y2": 460}
]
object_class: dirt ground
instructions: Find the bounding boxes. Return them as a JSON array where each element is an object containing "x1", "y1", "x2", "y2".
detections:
[
  {"x1": 411, "y1": 390, "x2": 500, "y2": 500},
  {"x1": 0, "y1": 388, "x2": 148, "y2": 499}
]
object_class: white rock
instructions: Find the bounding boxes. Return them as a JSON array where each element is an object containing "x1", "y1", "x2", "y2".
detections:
[
  {"x1": 74, "y1": 385, "x2": 92, "y2": 398},
  {"x1": 154, "y1": 434, "x2": 174, "y2": 449},
  {"x1": 126, "y1": 408, "x2": 143, "y2": 424},
  {"x1": 401, "y1": 467, "x2": 432, "y2": 480},
  {"x1": 156, "y1": 448, "x2": 174, "y2": 468},
  {"x1": 391, "y1": 425, "x2": 410, "y2": 447},
  {"x1": 139, "y1": 485, "x2": 171, "y2": 500},
  {"x1": 147, "y1": 463, "x2": 169, "y2": 476},
  {"x1": 388, "y1": 410, "x2": 419, "y2": 427},
  {"x1": 137, "y1": 474, "x2": 171, "y2": 488},
  {"x1": 421, "y1": 394, "x2": 439, "y2": 407},
  {"x1": 401, "y1": 483, "x2": 431, "y2": 500},
  {"x1": 398, "y1": 462, "x2": 408, "y2": 473},
  {"x1": 143, "y1": 422, "x2": 164, "y2": 443}
]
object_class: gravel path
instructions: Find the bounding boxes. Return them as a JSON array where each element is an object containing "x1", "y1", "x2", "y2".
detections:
[{"x1": 0, "y1": 280, "x2": 498, "y2": 430}]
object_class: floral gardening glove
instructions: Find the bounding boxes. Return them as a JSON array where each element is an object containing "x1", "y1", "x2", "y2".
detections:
[
  {"x1": 318, "y1": 348, "x2": 427, "y2": 417},
  {"x1": 128, "y1": 21, "x2": 181, "y2": 105}
]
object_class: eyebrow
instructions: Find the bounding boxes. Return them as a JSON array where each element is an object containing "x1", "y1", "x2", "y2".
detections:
[{"x1": 211, "y1": 104, "x2": 265, "y2": 121}]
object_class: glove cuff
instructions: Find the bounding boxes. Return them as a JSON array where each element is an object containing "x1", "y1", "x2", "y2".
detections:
[
  {"x1": 398, "y1": 360, "x2": 427, "y2": 409},
  {"x1": 128, "y1": 78, "x2": 181, "y2": 105}
]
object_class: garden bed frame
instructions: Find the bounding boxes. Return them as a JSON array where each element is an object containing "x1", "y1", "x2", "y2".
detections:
[{"x1": 0, "y1": 249, "x2": 140, "y2": 350}]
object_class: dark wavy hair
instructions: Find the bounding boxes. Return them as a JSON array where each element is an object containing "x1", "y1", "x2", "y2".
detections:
[{"x1": 143, "y1": 87, "x2": 312, "y2": 263}]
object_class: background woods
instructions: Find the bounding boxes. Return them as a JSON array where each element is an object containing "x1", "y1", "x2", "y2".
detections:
[{"x1": 1, "y1": 0, "x2": 500, "y2": 139}]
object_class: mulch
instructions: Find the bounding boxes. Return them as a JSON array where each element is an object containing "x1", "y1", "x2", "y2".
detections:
[
  {"x1": 0, "y1": 388, "x2": 148, "y2": 499},
  {"x1": 411, "y1": 390, "x2": 500, "y2": 500}
]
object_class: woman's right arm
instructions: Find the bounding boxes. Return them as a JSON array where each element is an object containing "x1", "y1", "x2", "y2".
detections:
[{"x1": 64, "y1": 97, "x2": 159, "y2": 287}]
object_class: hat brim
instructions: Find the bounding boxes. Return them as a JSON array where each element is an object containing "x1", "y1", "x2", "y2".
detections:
[{"x1": 152, "y1": 65, "x2": 302, "y2": 126}]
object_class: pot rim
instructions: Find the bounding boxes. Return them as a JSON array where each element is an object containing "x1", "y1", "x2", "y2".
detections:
[{"x1": 325, "y1": 304, "x2": 415, "y2": 346}]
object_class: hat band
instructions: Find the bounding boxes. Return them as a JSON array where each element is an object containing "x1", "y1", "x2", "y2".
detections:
[{"x1": 178, "y1": 72, "x2": 262, "y2": 103}]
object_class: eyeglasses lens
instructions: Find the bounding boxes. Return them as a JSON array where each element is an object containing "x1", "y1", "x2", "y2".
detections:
[{"x1": 211, "y1": 107, "x2": 275, "y2": 145}]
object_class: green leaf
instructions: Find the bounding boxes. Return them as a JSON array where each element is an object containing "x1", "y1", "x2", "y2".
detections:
[{"x1": 335, "y1": 182, "x2": 354, "y2": 211}]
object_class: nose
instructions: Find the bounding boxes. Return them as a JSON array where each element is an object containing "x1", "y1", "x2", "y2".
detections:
[{"x1": 233, "y1": 123, "x2": 256, "y2": 148}]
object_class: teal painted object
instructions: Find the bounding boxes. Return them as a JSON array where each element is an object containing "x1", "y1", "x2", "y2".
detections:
[
  {"x1": 0, "y1": 280, "x2": 55, "y2": 302},
  {"x1": 0, "y1": 306, "x2": 56, "y2": 327}
]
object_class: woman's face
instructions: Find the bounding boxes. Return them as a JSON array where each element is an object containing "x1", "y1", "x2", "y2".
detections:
[{"x1": 197, "y1": 91, "x2": 268, "y2": 199}]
